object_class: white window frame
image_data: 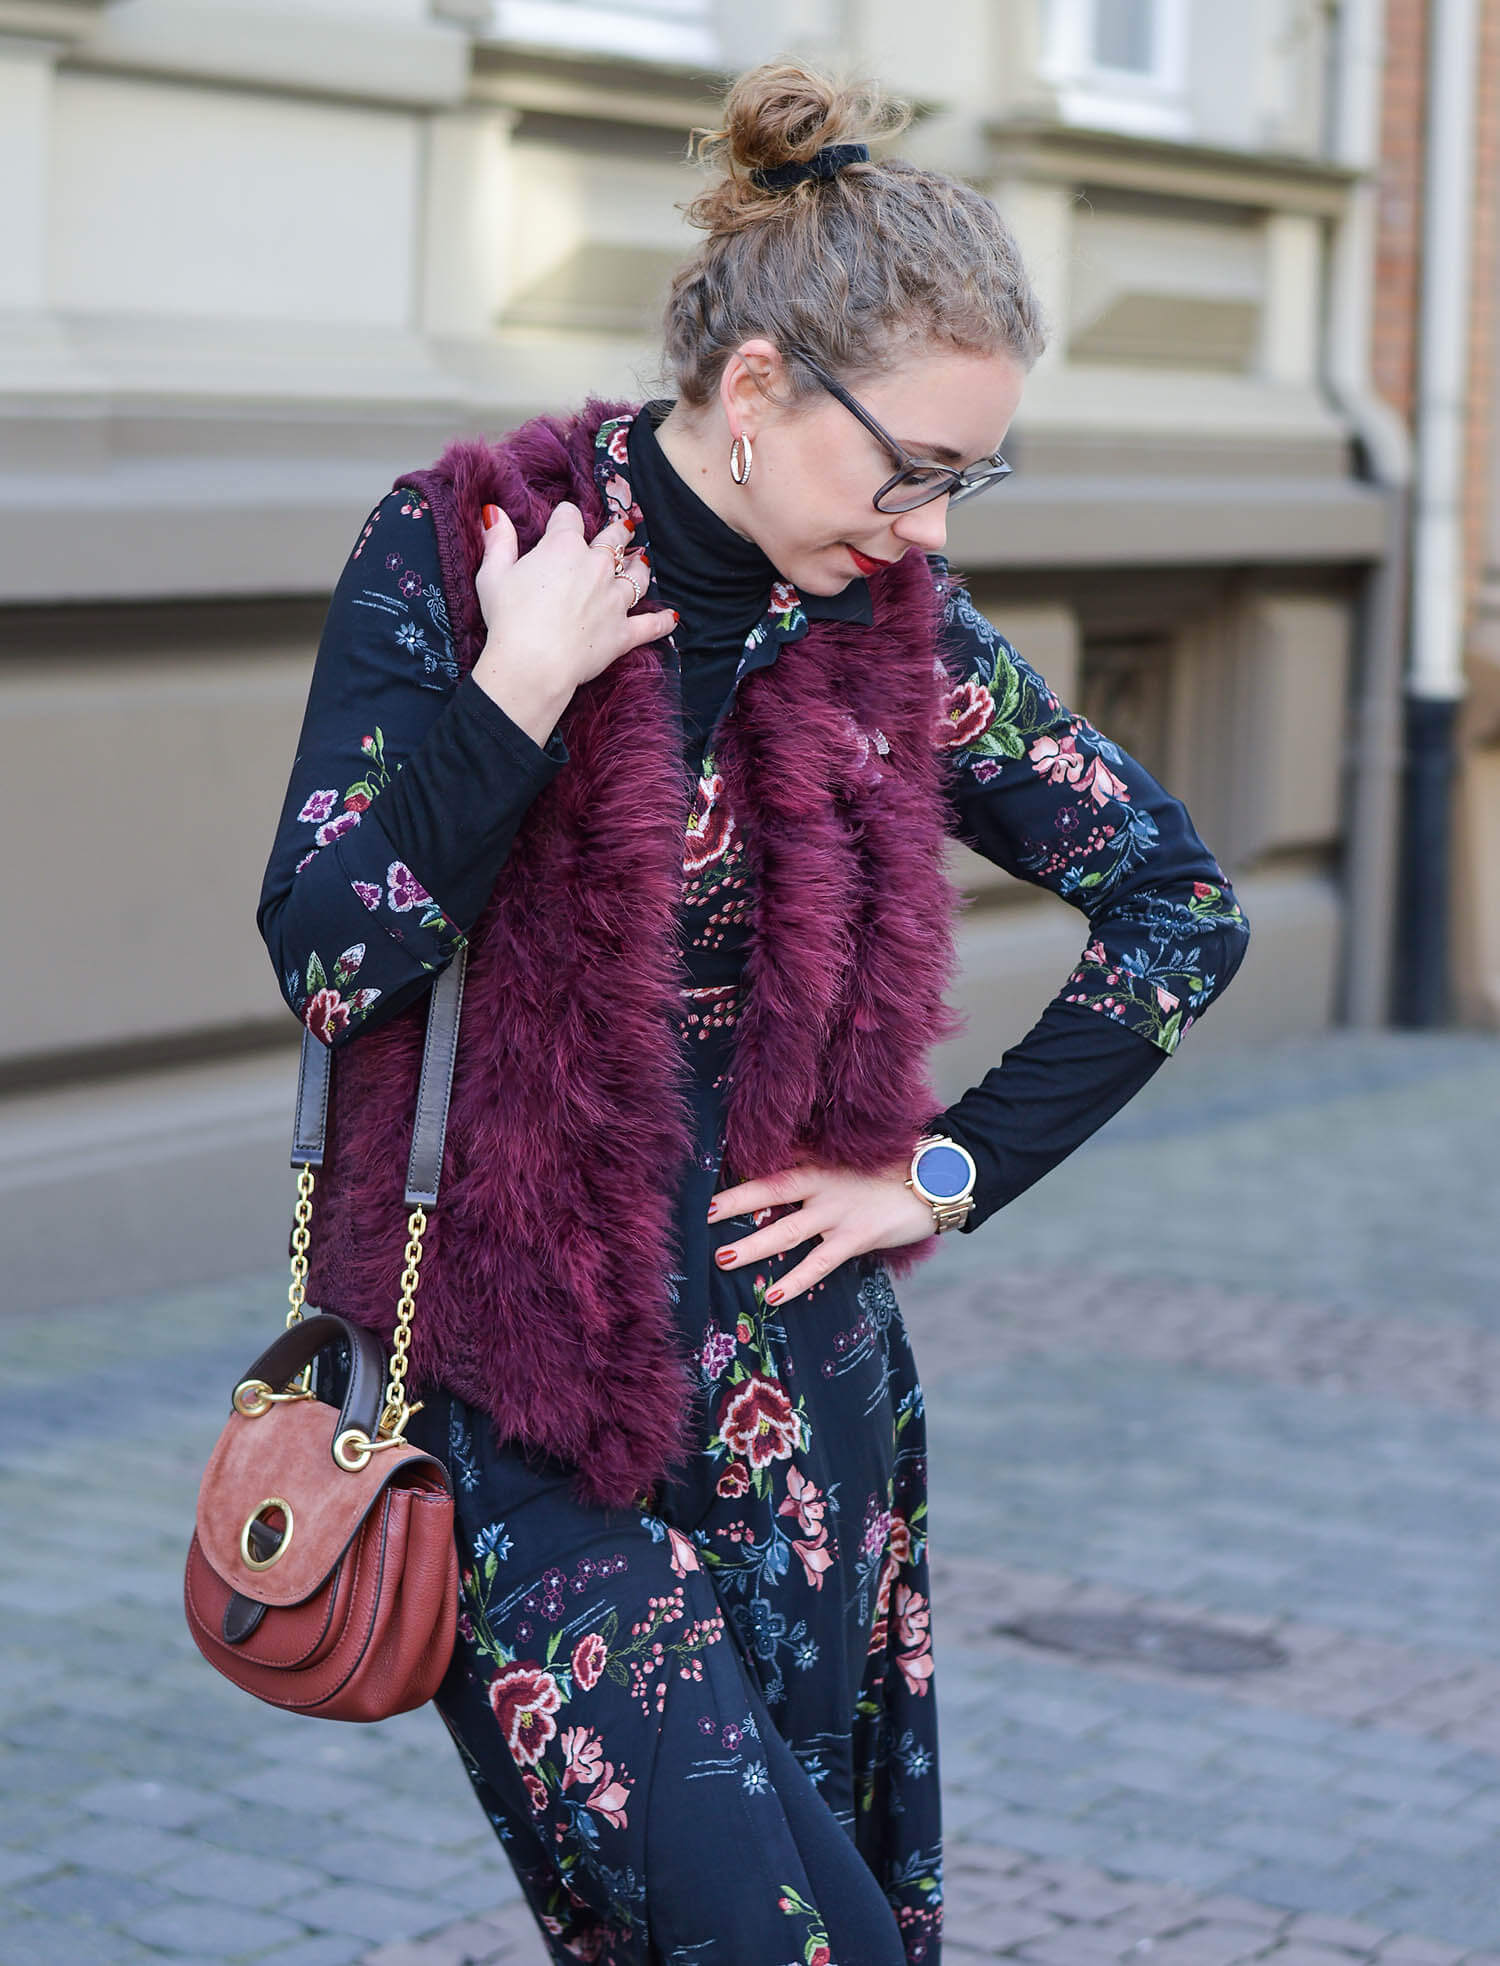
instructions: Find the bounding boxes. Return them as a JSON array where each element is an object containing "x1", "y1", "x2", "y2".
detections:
[
  {"x1": 1040, "y1": 0, "x2": 1191, "y2": 140},
  {"x1": 478, "y1": 0, "x2": 719, "y2": 65}
]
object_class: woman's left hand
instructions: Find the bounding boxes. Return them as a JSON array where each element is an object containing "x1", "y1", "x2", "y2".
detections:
[{"x1": 706, "y1": 1159, "x2": 936, "y2": 1306}]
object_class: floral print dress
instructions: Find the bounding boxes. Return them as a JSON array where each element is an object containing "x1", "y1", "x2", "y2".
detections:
[{"x1": 260, "y1": 408, "x2": 1248, "y2": 1966}]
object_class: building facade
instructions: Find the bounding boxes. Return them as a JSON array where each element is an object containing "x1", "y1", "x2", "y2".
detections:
[{"x1": 0, "y1": 0, "x2": 1489, "y2": 1100}]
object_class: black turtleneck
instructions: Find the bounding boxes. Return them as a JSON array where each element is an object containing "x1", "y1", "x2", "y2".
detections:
[{"x1": 625, "y1": 402, "x2": 872, "y2": 759}]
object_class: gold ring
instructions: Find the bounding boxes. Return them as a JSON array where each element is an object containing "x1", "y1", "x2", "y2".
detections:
[
  {"x1": 610, "y1": 543, "x2": 627, "y2": 577},
  {"x1": 619, "y1": 568, "x2": 646, "y2": 605}
]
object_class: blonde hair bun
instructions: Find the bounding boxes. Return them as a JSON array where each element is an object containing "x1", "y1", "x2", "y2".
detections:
[
  {"x1": 686, "y1": 64, "x2": 908, "y2": 235},
  {"x1": 664, "y1": 57, "x2": 1047, "y2": 405}
]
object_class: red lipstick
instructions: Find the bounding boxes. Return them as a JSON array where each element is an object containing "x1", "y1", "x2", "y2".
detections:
[{"x1": 846, "y1": 545, "x2": 893, "y2": 577}]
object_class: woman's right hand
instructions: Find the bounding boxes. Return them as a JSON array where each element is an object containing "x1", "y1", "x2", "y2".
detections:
[{"x1": 470, "y1": 501, "x2": 675, "y2": 747}]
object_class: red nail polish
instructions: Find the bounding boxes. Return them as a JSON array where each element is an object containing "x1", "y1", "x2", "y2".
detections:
[
  {"x1": 481, "y1": 504, "x2": 501, "y2": 530},
  {"x1": 767, "y1": 1286, "x2": 784, "y2": 1304},
  {"x1": 716, "y1": 1249, "x2": 735, "y2": 1266},
  {"x1": 706, "y1": 1202, "x2": 719, "y2": 1220}
]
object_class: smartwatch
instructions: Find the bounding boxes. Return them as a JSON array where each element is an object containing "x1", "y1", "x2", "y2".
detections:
[{"x1": 905, "y1": 1132, "x2": 977, "y2": 1233}]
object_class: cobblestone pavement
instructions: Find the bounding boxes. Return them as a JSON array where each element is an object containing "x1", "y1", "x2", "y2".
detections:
[{"x1": 1, "y1": 1031, "x2": 1497, "y2": 1964}]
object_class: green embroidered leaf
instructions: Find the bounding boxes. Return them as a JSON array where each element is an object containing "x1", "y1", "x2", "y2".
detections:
[
  {"x1": 483, "y1": 1553, "x2": 497, "y2": 1582},
  {"x1": 305, "y1": 951, "x2": 327, "y2": 993},
  {"x1": 545, "y1": 1629, "x2": 561, "y2": 1664}
]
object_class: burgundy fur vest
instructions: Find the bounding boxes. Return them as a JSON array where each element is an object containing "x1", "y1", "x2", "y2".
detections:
[{"x1": 305, "y1": 399, "x2": 965, "y2": 1506}]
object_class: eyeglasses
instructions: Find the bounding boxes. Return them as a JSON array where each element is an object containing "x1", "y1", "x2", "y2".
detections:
[{"x1": 784, "y1": 347, "x2": 1014, "y2": 513}]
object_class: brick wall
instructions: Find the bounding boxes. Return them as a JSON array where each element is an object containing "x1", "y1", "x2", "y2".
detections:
[
  {"x1": 1372, "y1": 0, "x2": 1500, "y2": 619},
  {"x1": 1464, "y1": 0, "x2": 1500, "y2": 619},
  {"x1": 1371, "y1": 0, "x2": 1427, "y2": 426}
]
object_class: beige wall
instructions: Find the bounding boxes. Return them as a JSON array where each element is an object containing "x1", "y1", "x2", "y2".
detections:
[{"x1": 0, "y1": 0, "x2": 1403, "y2": 1081}]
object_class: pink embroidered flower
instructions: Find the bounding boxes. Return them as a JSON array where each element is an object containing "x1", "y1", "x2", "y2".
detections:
[
  {"x1": 352, "y1": 880, "x2": 381, "y2": 912},
  {"x1": 887, "y1": 1514, "x2": 913, "y2": 1565},
  {"x1": 560, "y1": 1725, "x2": 605, "y2": 1791},
  {"x1": 666, "y1": 1526, "x2": 700, "y2": 1578},
  {"x1": 523, "y1": 1771, "x2": 548, "y2": 1813},
  {"x1": 315, "y1": 810, "x2": 361, "y2": 847},
  {"x1": 397, "y1": 570, "x2": 423, "y2": 599},
  {"x1": 386, "y1": 861, "x2": 431, "y2": 913},
  {"x1": 701, "y1": 1328, "x2": 736, "y2": 1377},
  {"x1": 768, "y1": 579, "x2": 799, "y2": 614},
  {"x1": 1193, "y1": 880, "x2": 1215, "y2": 899},
  {"x1": 343, "y1": 790, "x2": 371, "y2": 814},
  {"x1": 585, "y1": 1763, "x2": 632, "y2": 1829},
  {"x1": 360, "y1": 734, "x2": 376, "y2": 755},
  {"x1": 1155, "y1": 984, "x2": 1180, "y2": 1013},
  {"x1": 1080, "y1": 756, "x2": 1130, "y2": 807},
  {"x1": 297, "y1": 788, "x2": 339, "y2": 824},
  {"x1": 938, "y1": 681, "x2": 996, "y2": 749},
  {"x1": 972, "y1": 757, "x2": 1003, "y2": 783},
  {"x1": 897, "y1": 1639, "x2": 935, "y2": 1695},
  {"x1": 862, "y1": 1506, "x2": 893, "y2": 1561},
  {"x1": 894, "y1": 1582, "x2": 935, "y2": 1692},
  {"x1": 778, "y1": 1466, "x2": 826, "y2": 1538},
  {"x1": 1029, "y1": 731, "x2": 1085, "y2": 785},
  {"x1": 895, "y1": 1583, "x2": 930, "y2": 1651},
  {"x1": 487, "y1": 1663, "x2": 562, "y2": 1767},
  {"x1": 302, "y1": 989, "x2": 349, "y2": 1045},
  {"x1": 717, "y1": 1375, "x2": 800, "y2": 1470},
  {"x1": 603, "y1": 474, "x2": 643, "y2": 530},
  {"x1": 606, "y1": 424, "x2": 630, "y2": 466},
  {"x1": 571, "y1": 1632, "x2": 607, "y2": 1692},
  {"x1": 793, "y1": 1535, "x2": 836, "y2": 1591},
  {"x1": 684, "y1": 772, "x2": 736, "y2": 874},
  {"x1": 334, "y1": 943, "x2": 365, "y2": 975},
  {"x1": 295, "y1": 851, "x2": 316, "y2": 875},
  {"x1": 716, "y1": 1463, "x2": 749, "y2": 1499}
]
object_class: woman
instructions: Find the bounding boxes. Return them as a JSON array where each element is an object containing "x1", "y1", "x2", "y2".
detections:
[{"x1": 258, "y1": 62, "x2": 1249, "y2": 1966}]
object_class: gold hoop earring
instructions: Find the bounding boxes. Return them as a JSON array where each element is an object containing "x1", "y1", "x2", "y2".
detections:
[{"x1": 728, "y1": 432, "x2": 754, "y2": 486}]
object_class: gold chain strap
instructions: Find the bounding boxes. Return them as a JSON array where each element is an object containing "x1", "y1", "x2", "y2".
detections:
[
  {"x1": 262, "y1": 1161, "x2": 427, "y2": 1466},
  {"x1": 376, "y1": 1203, "x2": 427, "y2": 1442},
  {"x1": 286, "y1": 1162, "x2": 316, "y2": 1327}
]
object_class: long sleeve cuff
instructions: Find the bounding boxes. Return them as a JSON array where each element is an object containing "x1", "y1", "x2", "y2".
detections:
[{"x1": 935, "y1": 1000, "x2": 1168, "y2": 1231}]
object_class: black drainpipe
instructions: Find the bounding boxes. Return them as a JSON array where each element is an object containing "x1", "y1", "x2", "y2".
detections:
[{"x1": 1393, "y1": 693, "x2": 1460, "y2": 1024}]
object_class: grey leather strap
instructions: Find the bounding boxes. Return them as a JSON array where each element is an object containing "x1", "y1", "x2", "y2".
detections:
[{"x1": 290, "y1": 946, "x2": 467, "y2": 1208}]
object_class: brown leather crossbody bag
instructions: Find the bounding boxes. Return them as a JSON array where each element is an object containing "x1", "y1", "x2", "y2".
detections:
[{"x1": 183, "y1": 950, "x2": 467, "y2": 1721}]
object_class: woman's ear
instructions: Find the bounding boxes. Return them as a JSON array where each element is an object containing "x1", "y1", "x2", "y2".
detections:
[{"x1": 719, "y1": 338, "x2": 785, "y2": 434}]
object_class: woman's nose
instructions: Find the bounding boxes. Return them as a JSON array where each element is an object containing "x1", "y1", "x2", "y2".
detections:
[{"x1": 890, "y1": 496, "x2": 951, "y2": 555}]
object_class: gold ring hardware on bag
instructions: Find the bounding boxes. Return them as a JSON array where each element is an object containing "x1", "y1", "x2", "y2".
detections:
[
  {"x1": 233, "y1": 1377, "x2": 315, "y2": 1418},
  {"x1": 333, "y1": 1424, "x2": 424, "y2": 1472},
  {"x1": 240, "y1": 1497, "x2": 294, "y2": 1571}
]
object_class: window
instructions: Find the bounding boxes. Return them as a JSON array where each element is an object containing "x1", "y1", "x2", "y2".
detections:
[
  {"x1": 1094, "y1": 0, "x2": 1155, "y2": 74},
  {"x1": 482, "y1": 0, "x2": 718, "y2": 65},
  {"x1": 1041, "y1": 0, "x2": 1190, "y2": 139}
]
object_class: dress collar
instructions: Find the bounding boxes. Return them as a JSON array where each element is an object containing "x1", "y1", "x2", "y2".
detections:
[{"x1": 595, "y1": 406, "x2": 875, "y2": 652}]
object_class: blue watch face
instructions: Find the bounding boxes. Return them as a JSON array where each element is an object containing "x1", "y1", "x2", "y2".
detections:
[{"x1": 914, "y1": 1142, "x2": 972, "y2": 1202}]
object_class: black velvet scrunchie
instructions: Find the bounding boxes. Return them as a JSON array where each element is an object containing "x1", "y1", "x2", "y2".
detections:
[{"x1": 749, "y1": 143, "x2": 871, "y2": 193}]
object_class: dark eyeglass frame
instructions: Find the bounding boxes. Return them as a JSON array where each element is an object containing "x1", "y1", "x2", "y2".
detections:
[{"x1": 783, "y1": 346, "x2": 1014, "y2": 513}]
